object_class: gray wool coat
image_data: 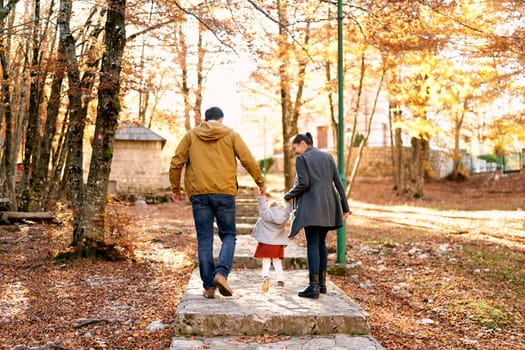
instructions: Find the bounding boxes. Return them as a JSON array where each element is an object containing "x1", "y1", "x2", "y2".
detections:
[{"x1": 284, "y1": 147, "x2": 350, "y2": 238}]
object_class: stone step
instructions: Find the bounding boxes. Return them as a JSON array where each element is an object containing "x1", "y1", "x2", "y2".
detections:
[
  {"x1": 203, "y1": 235, "x2": 307, "y2": 270},
  {"x1": 174, "y1": 269, "x2": 371, "y2": 337},
  {"x1": 212, "y1": 222, "x2": 255, "y2": 235},
  {"x1": 236, "y1": 207, "x2": 259, "y2": 217},
  {"x1": 170, "y1": 334, "x2": 384, "y2": 349},
  {"x1": 237, "y1": 187, "x2": 259, "y2": 196},
  {"x1": 237, "y1": 215, "x2": 258, "y2": 225},
  {"x1": 236, "y1": 197, "x2": 258, "y2": 203},
  {"x1": 236, "y1": 222, "x2": 254, "y2": 235}
]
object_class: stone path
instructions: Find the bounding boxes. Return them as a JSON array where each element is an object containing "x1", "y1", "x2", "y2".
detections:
[{"x1": 170, "y1": 190, "x2": 383, "y2": 349}]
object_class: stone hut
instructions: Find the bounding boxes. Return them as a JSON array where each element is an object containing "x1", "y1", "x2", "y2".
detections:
[{"x1": 108, "y1": 124, "x2": 167, "y2": 194}]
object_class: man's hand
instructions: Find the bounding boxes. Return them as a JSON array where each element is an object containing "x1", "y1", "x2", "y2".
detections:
[{"x1": 172, "y1": 191, "x2": 182, "y2": 202}]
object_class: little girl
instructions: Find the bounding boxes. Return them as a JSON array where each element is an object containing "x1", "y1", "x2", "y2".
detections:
[{"x1": 251, "y1": 195, "x2": 292, "y2": 292}]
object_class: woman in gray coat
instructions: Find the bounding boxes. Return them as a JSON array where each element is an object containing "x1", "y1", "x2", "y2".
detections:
[{"x1": 284, "y1": 132, "x2": 350, "y2": 299}]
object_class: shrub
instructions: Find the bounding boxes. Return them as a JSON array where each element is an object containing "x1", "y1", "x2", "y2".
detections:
[
  {"x1": 478, "y1": 154, "x2": 505, "y2": 166},
  {"x1": 258, "y1": 157, "x2": 274, "y2": 175},
  {"x1": 353, "y1": 133, "x2": 364, "y2": 147}
]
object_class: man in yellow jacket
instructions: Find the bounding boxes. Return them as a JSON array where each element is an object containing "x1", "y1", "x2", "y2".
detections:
[{"x1": 170, "y1": 106, "x2": 265, "y2": 298}]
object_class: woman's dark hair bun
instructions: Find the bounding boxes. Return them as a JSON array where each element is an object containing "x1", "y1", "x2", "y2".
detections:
[
  {"x1": 292, "y1": 132, "x2": 313, "y2": 146},
  {"x1": 305, "y1": 132, "x2": 313, "y2": 142}
]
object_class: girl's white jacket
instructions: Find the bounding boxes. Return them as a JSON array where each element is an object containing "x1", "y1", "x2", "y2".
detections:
[{"x1": 251, "y1": 196, "x2": 291, "y2": 246}]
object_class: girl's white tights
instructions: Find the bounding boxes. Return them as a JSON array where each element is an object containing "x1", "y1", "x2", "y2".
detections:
[{"x1": 261, "y1": 258, "x2": 284, "y2": 281}]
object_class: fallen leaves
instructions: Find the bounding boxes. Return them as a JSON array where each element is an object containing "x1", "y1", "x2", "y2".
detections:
[
  {"x1": 0, "y1": 201, "x2": 195, "y2": 349},
  {"x1": 335, "y1": 172, "x2": 525, "y2": 350},
  {"x1": 1, "y1": 172, "x2": 524, "y2": 349}
]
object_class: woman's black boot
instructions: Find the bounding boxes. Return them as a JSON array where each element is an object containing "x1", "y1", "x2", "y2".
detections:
[
  {"x1": 298, "y1": 274, "x2": 320, "y2": 299},
  {"x1": 319, "y1": 270, "x2": 327, "y2": 294}
]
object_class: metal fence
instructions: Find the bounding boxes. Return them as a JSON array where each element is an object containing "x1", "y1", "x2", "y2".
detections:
[{"x1": 463, "y1": 152, "x2": 523, "y2": 174}]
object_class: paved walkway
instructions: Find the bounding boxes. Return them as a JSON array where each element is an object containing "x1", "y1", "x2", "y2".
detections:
[
  {"x1": 171, "y1": 269, "x2": 382, "y2": 349},
  {"x1": 170, "y1": 191, "x2": 383, "y2": 349},
  {"x1": 175, "y1": 269, "x2": 369, "y2": 336}
]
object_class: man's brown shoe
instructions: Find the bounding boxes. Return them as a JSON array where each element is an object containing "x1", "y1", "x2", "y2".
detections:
[
  {"x1": 213, "y1": 273, "x2": 233, "y2": 296},
  {"x1": 203, "y1": 287, "x2": 216, "y2": 298}
]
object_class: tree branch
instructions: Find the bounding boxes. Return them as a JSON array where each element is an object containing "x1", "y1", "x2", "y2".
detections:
[{"x1": 0, "y1": 0, "x2": 21, "y2": 21}]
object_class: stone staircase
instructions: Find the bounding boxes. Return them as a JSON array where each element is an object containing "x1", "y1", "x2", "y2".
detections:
[{"x1": 171, "y1": 187, "x2": 383, "y2": 349}]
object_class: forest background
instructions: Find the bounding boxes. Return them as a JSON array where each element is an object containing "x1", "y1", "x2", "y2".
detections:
[
  {"x1": 0, "y1": 1, "x2": 525, "y2": 349},
  {"x1": 0, "y1": 1, "x2": 524, "y2": 266}
]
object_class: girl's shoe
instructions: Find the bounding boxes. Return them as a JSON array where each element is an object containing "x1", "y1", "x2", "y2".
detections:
[{"x1": 261, "y1": 277, "x2": 270, "y2": 292}]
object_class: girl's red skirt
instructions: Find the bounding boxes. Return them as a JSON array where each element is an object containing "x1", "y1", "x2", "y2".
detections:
[{"x1": 254, "y1": 243, "x2": 284, "y2": 259}]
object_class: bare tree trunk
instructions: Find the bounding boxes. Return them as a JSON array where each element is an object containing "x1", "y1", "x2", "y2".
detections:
[
  {"x1": 395, "y1": 127, "x2": 403, "y2": 190},
  {"x1": 13, "y1": 63, "x2": 29, "y2": 208},
  {"x1": 22, "y1": 0, "x2": 46, "y2": 211},
  {"x1": 174, "y1": 17, "x2": 190, "y2": 130},
  {"x1": 136, "y1": 2, "x2": 154, "y2": 126},
  {"x1": 0, "y1": 0, "x2": 24, "y2": 211},
  {"x1": 280, "y1": 66, "x2": 295, "y2": 191},
  {"x1": 53, "y1": 7, "x2": 103, "y2": 207},
  {"x1": 388, "y1": 102, "x2": 398, "y2": 189},
  {"x1": 413, "y1": 137, "x2": 426, "y2": 198},
  {"x1": 325, "y1": 60, "x2": 338, "y2": 148},
  {"x1": 344, "y1": 51, "x2": 365, "y2": 183},
  {"x1": 451, "y1": 123, "x2": 461, "y2": 179},
  {"x1": 47, "y1": 111, "x2": 69, "y2": 203},
  {"x1": 80, "y1": 0, "x2": 126, "y2": 241},
  {"x1": 193, "y1": 18, "x2": 204, "y2": 125},
  {"x1": 31, "y1": 41, "x2": 65, "y2": 211},
  {"x1": 346, "y1": 64, "x2": 385, "y2": 197},
  {"x1": 29, "y1": 0, "x2": 61, "y2": 210},
  {"x1": 52, "y1": 136, "x2": 70, "y2": 202},
  {"x1": 0, "y1": 35, "x2": 17, "y2": 210},
  {"x1": 175, "y1": 13, "x2": 203, "y2": 130},
  {"x1": 280, "y1": 20, "x2": 308, "y2": 191},
  {"x1": 277, "y1": 1, "x2": 295, "y2": 191},
  {"x1": 395, "y1": 128, "x2": 408, "y2": 194},
  {"x1": 389, "y1": 102, "x2": 408, "y2": 194},
  {"x1": 138, "y1": 90, "x2": 149, "y2": 126},
  {"x1": 8, "y1": 15, "x2": 32, "y2": 210},
  {"x1": 451, "y1": 105, "x2": 465, "y2": 180},
  {"x1": 0, "y1": 0, "x2": 35, "y2": 211},
  {"x1": 59, "y1": 0, "x2": 86, "y2": 244},
  {"x1": 323, "y1": 8, "x2": 338, "y2": 149}
]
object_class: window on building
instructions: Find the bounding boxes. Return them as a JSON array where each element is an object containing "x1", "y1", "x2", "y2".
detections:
[{"x1": 317, "y1": 126, "x2": 328, "y2": 149}]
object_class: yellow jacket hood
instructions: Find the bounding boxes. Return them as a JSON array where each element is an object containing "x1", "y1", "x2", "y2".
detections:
[
  {"x1": 193, "y1": 121, "x2": 232, "y2": 141},
  {"x1": 169, "y1": 121, "x2": 264, "y2": 198}
]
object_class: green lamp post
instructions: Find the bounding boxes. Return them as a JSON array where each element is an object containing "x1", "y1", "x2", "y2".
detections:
[{"x1": 336, "y1": 0, "x2": 347, "y2": 264}]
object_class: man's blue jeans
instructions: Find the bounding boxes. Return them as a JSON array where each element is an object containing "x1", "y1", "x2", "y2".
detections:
[
  {"x1": 304, "y1": 226, "x2": 329, "y2": 275},
  {"x1": 190, "y1": 194, "x2": 237, "y2": 289}
]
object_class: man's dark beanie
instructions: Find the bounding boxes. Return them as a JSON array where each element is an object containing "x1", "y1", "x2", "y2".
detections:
[{"x1": 205, "y1": 107, "x2": 224, "y2": 121}]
